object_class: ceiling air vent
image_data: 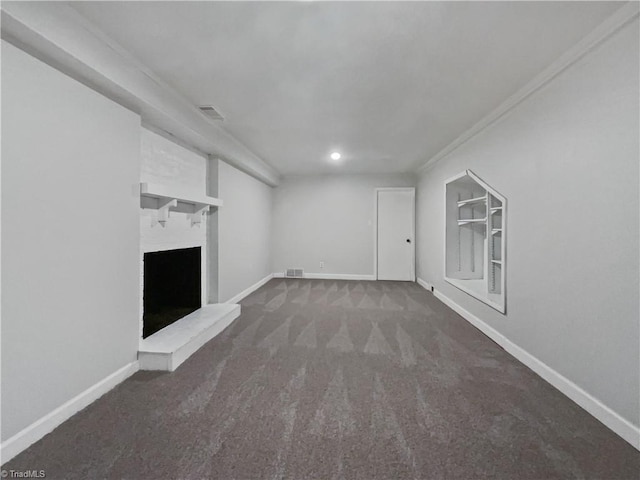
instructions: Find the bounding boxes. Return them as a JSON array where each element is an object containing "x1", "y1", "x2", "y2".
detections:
[
  {"x1": 198, "y1": 105, "x2": 224, "y2": 121},
  {"x1": 285, "y1": 268, "x2": 304, "y2": 278}
]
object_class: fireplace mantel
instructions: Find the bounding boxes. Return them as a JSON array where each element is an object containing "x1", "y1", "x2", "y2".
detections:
[{"x1": 140, "y1": 182, "x2": 222, "y2": 226}]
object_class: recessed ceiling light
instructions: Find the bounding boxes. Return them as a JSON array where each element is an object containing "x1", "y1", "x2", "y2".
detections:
[{"x1": 330, "y1": 152, "x2": 341, "y2": 161}]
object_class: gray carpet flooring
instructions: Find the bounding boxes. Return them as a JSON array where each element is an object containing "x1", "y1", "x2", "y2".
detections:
[{"x1": 4, "y1": 279, "x2": 639, "y2": 479}]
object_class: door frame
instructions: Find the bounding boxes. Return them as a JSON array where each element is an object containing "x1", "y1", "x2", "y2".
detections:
[{"x1": 374, "y1": 187, "x2": 416, "y2": 281}]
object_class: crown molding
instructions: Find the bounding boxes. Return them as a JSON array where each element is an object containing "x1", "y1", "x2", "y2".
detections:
[
  {"x1": 1, "y1": 2, "x2": 281, "y2": 187},
  {"x1": 415, "y1": 2, "x2": 640, "y2": 175}
]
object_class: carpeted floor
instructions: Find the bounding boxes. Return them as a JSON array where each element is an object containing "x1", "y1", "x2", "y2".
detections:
[{"x1": 4, "y1": 279, "x2": 639, "y2": 479}]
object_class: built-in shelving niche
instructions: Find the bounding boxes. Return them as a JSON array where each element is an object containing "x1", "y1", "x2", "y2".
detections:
[{"x1": 445, "y1": 170, "x2": 506, "y2": 313}]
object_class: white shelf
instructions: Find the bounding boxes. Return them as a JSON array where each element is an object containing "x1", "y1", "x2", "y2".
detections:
[
  {"x1": 140, "y1": 182, "x2": 222, "y2": 207},
  {"x1": 140, "y1": 182, "x2": 222, "y2": 226},
  {"x1": 445, "y1": 169, "x2": 506, "y2": 314},
  {"x1": 458, "y1": 218, "x2": 487, "y2": 225},
  {"x1": 457, "y1": 196, "x2": 486, "y2": 207}
]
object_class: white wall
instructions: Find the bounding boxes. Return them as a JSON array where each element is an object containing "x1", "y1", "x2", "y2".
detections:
[
  {"x1": 139, "y1": 127, "x2": 209, "y2": 333},
  {"x1": 272, "y1": 174, "x2": 415, "y2": 277},
  {"x1": 1, "y1": 42, "x2": 141, "y2": 441},
  {"x1": 416, "y1": 19, "x2": 639, "y2": 431},
  {"x1": 217, "y1": 160, "x2": 273, "y2": 302}
]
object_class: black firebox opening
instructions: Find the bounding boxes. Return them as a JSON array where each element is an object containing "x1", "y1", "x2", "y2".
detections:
[{"x1": 143, "y1": 247, "x2": 201, "y2": 338}]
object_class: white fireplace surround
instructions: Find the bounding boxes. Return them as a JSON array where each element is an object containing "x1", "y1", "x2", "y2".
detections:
[{"x1": 138, "y1": 127, "x2": 240, "y2": 370}]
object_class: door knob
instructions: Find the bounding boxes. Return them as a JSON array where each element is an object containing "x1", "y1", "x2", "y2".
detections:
[{"x1": 406, "y1": 239, "x2": 411, "y2": 243}]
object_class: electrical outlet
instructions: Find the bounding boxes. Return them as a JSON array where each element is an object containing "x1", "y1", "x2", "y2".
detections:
[{"x1": 320, "y1": 261, "x2": 325, "y2": 269}]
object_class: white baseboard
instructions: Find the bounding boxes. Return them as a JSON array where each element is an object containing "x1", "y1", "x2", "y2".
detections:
[
  {"x1": 273, "y1": 272, "x2": 376, "y2": 281},
  {"x1": 416, "y1": 278, "x2": 640, "y2": 451},
  {"x1": 416, "y1": 277, "x2": 434, "y2": 292},
  {"x1": 225, "y1": 273, "x2": 274, "y2": 304},
  {"x1": 0, "y1": 361, "x2": 139, "y2": 464}
]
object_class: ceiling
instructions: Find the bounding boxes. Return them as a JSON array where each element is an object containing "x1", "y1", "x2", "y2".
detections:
[{"x1": 70, "y1": 1, "x2": 622, "y2": 176}]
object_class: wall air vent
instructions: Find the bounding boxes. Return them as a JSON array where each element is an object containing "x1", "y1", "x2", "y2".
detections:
[
  {"x1": 285, "y1": 268, "x2": 304, "y2": 278},
  {"x1": 198, "y1": 105, "x2": 224, "y2": 121}
]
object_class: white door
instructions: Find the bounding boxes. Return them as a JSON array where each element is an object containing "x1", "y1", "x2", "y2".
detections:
[{"x1": 377, "y1": 188, "x2": 415, "y2": 281}]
